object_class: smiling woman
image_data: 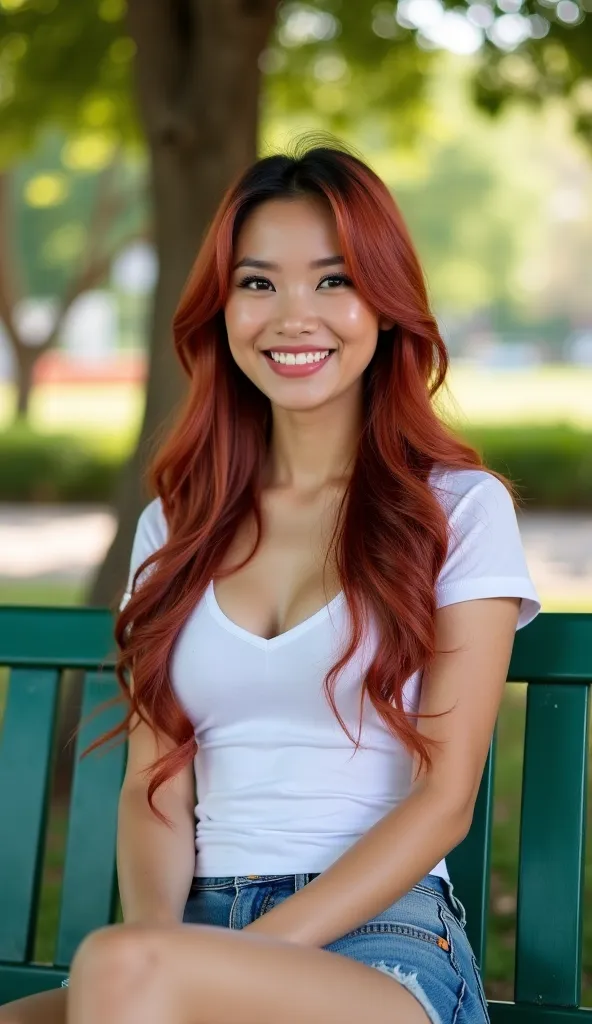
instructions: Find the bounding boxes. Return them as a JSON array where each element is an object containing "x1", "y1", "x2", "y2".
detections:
[
  {"x1": 224, "y1": 194, "x2": 392, "y2": 391},
  {"x1": 0, "y1": 137, "x2": 540, "y2": 1024}
]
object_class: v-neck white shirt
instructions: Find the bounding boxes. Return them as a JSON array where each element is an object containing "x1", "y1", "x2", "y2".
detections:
[
  {"x1": 121, "y1": 466, "x2": 541, "y2": 878},
  {"x1": 205, "y1": 577, "x2": 347, "y2": 651}
]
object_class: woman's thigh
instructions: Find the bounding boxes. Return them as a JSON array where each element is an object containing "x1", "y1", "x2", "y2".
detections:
[
  {"x1": 183, "y1": 872, "x2": 490, "y2": 1024},
  {"x1": 0, "y1": 988, "x2": 66, "y2": 1024}
]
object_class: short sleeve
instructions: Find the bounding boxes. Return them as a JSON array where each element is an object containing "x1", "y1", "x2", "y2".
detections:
[
  {"x1": 119, "y1": 498, "x2": 168, "y2": 611},
  {"x1": 435, "y1": 473, "x2": 541, "y2": 630}
]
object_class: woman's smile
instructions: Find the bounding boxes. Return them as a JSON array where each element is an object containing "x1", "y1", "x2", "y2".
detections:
[{"x1": 261, "y1": 347, "x2": 336, "y2": 377}]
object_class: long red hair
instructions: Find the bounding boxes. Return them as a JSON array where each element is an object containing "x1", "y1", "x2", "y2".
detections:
[{"x1": 98, "y1": 138, "x2": 515, "y2": 818}]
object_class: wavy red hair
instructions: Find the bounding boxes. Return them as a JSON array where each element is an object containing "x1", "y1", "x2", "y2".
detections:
[{"x1": 95, "y1": 138, "x2": 516, "y2": 819}]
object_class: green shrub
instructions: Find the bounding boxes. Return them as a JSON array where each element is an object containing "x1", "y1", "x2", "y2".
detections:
[
  {"x1": 0, "y1": 424, "x2": 120, "y2": 502},
  {"x1": 462, "y1": 423, "x2": 592, "y2": 509},
  {"x1": 0, "y1": 421, "x2": 590, "y2": 508}
]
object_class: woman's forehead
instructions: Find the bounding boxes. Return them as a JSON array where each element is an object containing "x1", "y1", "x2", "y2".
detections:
[{"x1": 234, "y1": 196, "x2": 340, "y2": 262}]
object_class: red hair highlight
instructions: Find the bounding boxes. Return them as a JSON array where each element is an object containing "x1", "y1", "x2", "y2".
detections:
[{"x1": 94, "y1": 139, "x2": 516, "y2": 820}]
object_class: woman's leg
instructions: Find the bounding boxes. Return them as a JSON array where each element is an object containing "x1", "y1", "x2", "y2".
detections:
[
  {"x1": 68, "y1": 921, "x2": 430, "y2": 1024},
  {"x1": 0, "y1": 989, "x2": 65, "y2": 1024}
]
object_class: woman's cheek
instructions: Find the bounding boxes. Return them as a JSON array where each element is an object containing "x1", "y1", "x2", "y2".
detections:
[
  {"x1": 226, "y1": 300, "x2": 268, "y2": 344},
  {"x1": 333, "y1": 298, "x2": 378, "y2": 337}
]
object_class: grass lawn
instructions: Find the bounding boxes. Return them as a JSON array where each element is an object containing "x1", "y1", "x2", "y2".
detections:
[{"x1": 437, "y1": 363, "x2": 592, "y2": 430}]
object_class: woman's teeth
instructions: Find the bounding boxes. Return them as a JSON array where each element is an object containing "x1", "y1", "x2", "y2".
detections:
[{"x1": 267, "y1": 350, "x2": 332, "y2": 365}]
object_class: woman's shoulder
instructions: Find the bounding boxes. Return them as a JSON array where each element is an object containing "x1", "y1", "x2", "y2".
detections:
[
  {"x1": 119, "y1": 498, "x2": 168, "y2": 611},
  {"x1": 133, "y1": 496, "x2": 168, "y2": 550},
  {"x1": 428, "y1": 464, "x2": 505, "y2": 506},
  {"x1": 427, "y1": 464, "x2": 515, "y2": 531}
]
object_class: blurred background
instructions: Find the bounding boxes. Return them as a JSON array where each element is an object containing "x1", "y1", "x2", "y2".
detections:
[{"x1": 0, "y1": 0, "x2": 591, "y2": 1006}]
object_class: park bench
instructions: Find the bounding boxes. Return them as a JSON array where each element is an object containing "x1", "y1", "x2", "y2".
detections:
[{"x1": 0, "y1": 606, "x2": 591, "y2": 1020}]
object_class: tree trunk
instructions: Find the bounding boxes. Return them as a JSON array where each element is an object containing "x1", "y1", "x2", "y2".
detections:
[
  {"x1": 56, "y1": 1, "x2": 277, "y2": 794},
  {"x1": 13, "y1": 344, "x2": 37, "y2": 420},
  {"x1": 88, "y1": 0, "x2": 278, "y2": 611}
]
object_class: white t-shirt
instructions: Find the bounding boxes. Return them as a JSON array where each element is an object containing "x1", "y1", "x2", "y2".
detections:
[{"x1": 120, "y1": 466, "x2": 541, "y2": 879}]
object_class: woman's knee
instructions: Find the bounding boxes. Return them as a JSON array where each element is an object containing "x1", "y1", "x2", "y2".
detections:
[{"x1": 70, "y1": 924, "x2": 167, "y2": 995}]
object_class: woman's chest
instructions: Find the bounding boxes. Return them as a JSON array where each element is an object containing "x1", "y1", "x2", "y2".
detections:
[{"x1": 213, "y1": 489, "x2": 344, "y2": 642}]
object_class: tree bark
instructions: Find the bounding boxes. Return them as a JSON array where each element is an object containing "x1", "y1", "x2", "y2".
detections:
[
  {"x1": 55, "y1": 1, "x2": 277, "y2": 796},
  {"x1": 88, "y1": 0, "x2": 279, "y2": 609},
  {"x1": 13, "y1": 344, "x2": 37, "y2": 419}
]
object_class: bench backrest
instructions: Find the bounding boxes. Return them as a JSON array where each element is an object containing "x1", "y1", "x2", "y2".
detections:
[
  {"x1": 1, "y1": 607, "x2": 591, "y2": 1018},
  {"x1": 0, "y1": 607, "x2": 124, "y2": 1001},
  {"x1": 447, "y1": 611, "x2": 592, "y2": 1021}
]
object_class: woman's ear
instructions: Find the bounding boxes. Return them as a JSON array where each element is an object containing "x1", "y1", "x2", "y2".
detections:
[{"x1": 378, "y1": 315, "x2": 396, "y2": 332}]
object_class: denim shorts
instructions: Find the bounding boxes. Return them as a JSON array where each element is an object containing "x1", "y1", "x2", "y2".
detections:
[
  {"x1": 181, "y1": 871, "x2": 489, "y2": 1024},
  {"x1": 62, "y1": 872, "x2": 489, "y2": 1023}
]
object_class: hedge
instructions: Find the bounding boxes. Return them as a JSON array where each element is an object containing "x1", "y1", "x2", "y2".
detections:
[
  {"x1": 0, "y1": 422, "x2": 590, "y2": 508},
  {"x1": 462, "y1": 423, "x2": 592, "y2": 510},
  {"x1": 0, "y1": 426, "x2": 120, "y2": 503}
]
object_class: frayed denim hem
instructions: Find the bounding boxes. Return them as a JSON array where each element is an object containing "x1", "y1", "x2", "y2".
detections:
[{"x1": 371, "y1": 960, "x2": 442, "y2": 1024}]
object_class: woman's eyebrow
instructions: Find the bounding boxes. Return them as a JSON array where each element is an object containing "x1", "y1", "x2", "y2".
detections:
[
  {"x1": 233, "y1": 257, "x2": 279, "y2": 270},
  {"x1": 310, "y1": 256, "x2": 345, "y2": 268},
  {"x1": 233, "y1": 255, "x2": 345, "y2": 270}
]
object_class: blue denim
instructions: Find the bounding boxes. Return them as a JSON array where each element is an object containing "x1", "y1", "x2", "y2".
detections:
[
  {"x1": 182, "y1": 872, "x2": 489, "y2": 1023},
  {"x1": 61, "y1": 872, "x2": 488, "y2": 1022}
]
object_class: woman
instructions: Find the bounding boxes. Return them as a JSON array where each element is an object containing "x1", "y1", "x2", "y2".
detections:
[{"x1": 0, "y1": 139, "x2": 541, "y2": 1024}]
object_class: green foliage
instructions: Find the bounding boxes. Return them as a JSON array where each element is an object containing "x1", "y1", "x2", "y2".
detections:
[
  {"x1": 11, "y1": 130, "x2": 147, "y2": 296},
  {"x1": 0, "y1": 0, "x2": 434, "y2": 164},
  {"x1": 1, "y1": 421, "x2": 590, "y2": 507},
  {"x1": 2, "y1": 1, "x2": 590, "y2": 173},
  {"x1": 0, "y1": 0, "x2": 138, "y2": 166},
  {"x1": 0, "y1": 422, "x2": 119, "y2": 501},
  {"x1": 261, "y1": 1, "x2": 435, "y2": 147},
  {"x1": 462, "y1": 422, "x2": 592, "y2": 509},
  {"x1": 394, "y1": 134, "x2": 523, "y2": 313},
  {"x1": 439, "y1": 0, "x2": 592, "y2": 146}
]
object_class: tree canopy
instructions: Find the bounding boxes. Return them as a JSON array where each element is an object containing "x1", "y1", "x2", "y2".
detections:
[{"x1": 1, "y1": 0, "x2": 591, "y2": 167}]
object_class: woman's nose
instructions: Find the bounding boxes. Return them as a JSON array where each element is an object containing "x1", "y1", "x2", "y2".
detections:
[{"x1": 276, "y1": 291, "x2": 319, "y2": 336}]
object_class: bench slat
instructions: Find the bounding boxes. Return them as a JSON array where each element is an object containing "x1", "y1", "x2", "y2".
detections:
[
  {"x1": 509, "y1": 614, "x2": 592, "y2": 684},
  {"x1": 446, "y1": 734, "x2": 496, "y2": 971},
  {"x1": 0, "y1": 668, "x2": 60, "y2": 962},
  {"x1": 0, "y1": 607, "x2": 116, "y2": 668},
  {"x1": 515, "y1": 684, "x2": 589, "y2": 1007},
  {"x1": 0, "y1": 965, "x2": 67, "y2": 1005},
  {"x1": 489, "y1": 1001, "x2": 592, "y2": 1022},
  {"x1": 55, "y1": 671, "x2": 126, "y2": 966}
]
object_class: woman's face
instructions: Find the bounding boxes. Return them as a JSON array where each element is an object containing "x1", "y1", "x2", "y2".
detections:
[{"x1": 224, "y1": 195, "x2": 389, "y2": 411}]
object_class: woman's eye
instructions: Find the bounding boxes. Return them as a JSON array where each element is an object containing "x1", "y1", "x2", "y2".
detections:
[
  {"x1": 238, "y1": 275, "x2": 274, "y2": 291},
  {"x1": 318, "y1": 274, "x2": 352, "y2": 290}
]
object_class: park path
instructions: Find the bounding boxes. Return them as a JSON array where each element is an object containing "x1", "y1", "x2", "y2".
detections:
[{"x1": 0, "y1": 504, "x2": 590, "y2": 606}]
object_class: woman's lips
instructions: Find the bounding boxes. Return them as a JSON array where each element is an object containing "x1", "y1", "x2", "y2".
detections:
[{"x1": 262, "y1": 350, "x2": 335, "y2": 378}]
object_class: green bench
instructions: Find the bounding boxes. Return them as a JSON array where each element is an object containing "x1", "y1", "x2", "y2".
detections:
[{"x1": 0, "y1": 606, "x2": 591, "y2": 1020}]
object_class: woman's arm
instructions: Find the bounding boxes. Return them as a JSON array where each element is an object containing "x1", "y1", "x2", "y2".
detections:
[
  {"x1": 244, "y1": 595, "x2": 521, "y2": 946},
  {"x1": 116, "y1": 688, "x2": 196, "y2": 926}
]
